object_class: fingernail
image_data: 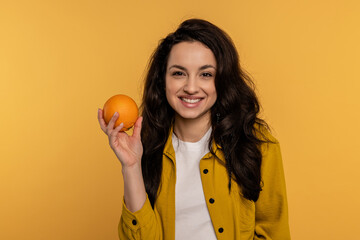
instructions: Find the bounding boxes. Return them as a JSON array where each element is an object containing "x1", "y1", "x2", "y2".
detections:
[{"x1": 113, "y1": 112, "x2": 118, "y2": 116}]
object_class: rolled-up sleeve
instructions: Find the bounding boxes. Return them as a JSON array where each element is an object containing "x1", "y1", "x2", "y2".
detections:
[{"x1": 119, "y1": 195, "x2": 163, "y2": 240}]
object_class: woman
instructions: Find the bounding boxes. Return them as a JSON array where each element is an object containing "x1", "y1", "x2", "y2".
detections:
[{"x1": 98, "y1": 19, "x2": 290, "y2": 240}]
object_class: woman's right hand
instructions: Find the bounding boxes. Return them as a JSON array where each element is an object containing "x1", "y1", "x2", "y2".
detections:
[
  {"x1": 98, "y1": 109, "x2": 147, "y2": 212},
  {"x1": 97, "y1": 108, "x2": 143, "y2": 168}
]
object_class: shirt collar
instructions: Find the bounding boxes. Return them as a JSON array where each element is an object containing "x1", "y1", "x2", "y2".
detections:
[{"x1": 163, "y1": 126, "x2": 225, "y2": 164}]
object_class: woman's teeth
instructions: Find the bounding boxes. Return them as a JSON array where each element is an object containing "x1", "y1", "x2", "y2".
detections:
[{"x1": 181, "y1": 98, "x2": 201, "y2": 103}]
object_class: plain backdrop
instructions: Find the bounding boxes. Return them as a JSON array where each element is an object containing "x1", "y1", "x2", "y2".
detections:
[{"x1": 1, "y1": 0, "x2": 360, "y2": 239}]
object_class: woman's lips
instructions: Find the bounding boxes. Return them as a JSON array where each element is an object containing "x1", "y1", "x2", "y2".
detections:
[
  {"x1": 178, "y1": 96, "x2": 203, "y2": 108},
  {"x1": 181, "y1": 97, "x2": 201, "y2": 103}
]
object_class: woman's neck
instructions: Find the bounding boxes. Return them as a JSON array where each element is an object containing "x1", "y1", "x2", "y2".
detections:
[{"x1": 173, "y1": 114, "x2": 211, "y2": 142}]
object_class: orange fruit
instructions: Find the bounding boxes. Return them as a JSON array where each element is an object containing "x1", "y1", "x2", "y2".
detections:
[{"x1": 103, "y1": 94, "x2": 139, "y2": 131}]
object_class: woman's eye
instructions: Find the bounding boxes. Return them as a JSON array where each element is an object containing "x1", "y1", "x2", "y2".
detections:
[
  {"x1": 202, "y1": 72, "x2": 213, "y2": 77},
  {"x1": 172, "y1": 71, "x2": 184, "y2": 76}
]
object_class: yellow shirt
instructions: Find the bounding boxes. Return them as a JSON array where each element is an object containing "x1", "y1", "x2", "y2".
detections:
[{"x1": 119, "y1": 129, "x2": 291, "y2": 240}]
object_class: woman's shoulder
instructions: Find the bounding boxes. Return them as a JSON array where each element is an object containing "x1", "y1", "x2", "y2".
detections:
[{"x1": 254, "y1": 123, "x2": 279, "y2": 144}]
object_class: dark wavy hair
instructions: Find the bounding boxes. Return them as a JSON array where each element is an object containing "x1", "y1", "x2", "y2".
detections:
[{"x1": 141, "y1": 18, "x2": 272, "y2": 207}]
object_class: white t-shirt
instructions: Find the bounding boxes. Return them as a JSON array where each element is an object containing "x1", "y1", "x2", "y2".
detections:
[{"x1": 173, "y1": 128, "x2": 217, "y2": 240}]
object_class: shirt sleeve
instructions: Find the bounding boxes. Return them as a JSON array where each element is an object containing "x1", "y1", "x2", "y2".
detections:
[
  {"x1": 254, "y1": 140, "x2": 291, "y2": 240},
  {"x1": 118, "y1": 195, "x2": 163, "y2": 240}
]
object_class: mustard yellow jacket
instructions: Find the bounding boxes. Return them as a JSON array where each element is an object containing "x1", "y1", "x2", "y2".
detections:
[{"x1": 119, "y1": 129, "x2": 291, "y2": 240}]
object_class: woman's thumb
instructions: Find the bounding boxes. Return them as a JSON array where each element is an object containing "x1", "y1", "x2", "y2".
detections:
[{"x1": 132, "y1": 116, "x2": 143, "y2": 138}]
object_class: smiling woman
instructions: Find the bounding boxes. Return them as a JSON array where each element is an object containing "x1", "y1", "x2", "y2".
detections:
[
  {"x1": 165, "y1": 41, "x2": 217, "y2": 140},
  {"x1": 97, "y1": 18, "x2": 291, "y2": 240}
]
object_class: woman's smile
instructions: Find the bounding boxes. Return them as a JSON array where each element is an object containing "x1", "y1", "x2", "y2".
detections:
[
  {"x1": 180, "y1": 97, "x2": 202, "y2": 104},
  {"x1": 165, "y1": 41, "x2": 217, "y2": 123}
]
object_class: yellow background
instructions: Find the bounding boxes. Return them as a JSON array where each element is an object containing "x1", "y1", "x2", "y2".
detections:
[{"x1": 1, "y1": 0, "x2": 359, "y2": 239}]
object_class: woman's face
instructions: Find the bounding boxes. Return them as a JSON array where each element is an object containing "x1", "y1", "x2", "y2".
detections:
[{"x1": 165, "y1": 41, "x2": 217, "y2": 124}]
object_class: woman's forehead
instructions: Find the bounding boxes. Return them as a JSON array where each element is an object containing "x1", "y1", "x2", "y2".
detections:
[{"x1": 167, "y1": 41, "x2": 216, "y2": 69}]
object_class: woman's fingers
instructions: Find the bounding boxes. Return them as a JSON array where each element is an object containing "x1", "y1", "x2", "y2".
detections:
[
  {"x1": 109, "y1": 122, "x2": 124, "y2": 147},
  {"x1": 97, "y1": 109, "x2": 107, "y2": 133},
  {"x1": 133, "y1": 116, "x2": 143, "y2": 139},
  {"x1": 109, "y1": 122, "x2": 124, "y2": 140},
  {"x1": 106, "y1": 112, "x2": 119, "y2": 134},
  {"x1": 98, "y1": 109, "x2": 121, "y2": 135}
]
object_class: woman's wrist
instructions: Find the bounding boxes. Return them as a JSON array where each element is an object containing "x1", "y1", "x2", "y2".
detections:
[
  {"x1": 121, "y1": 161, "x2": 142, "y2": 175},
  {"x1": 122, "y1": 162, "x2": 146, "y2": 212}
]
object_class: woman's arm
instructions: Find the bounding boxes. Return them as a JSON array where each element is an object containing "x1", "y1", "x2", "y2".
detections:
[
  {"x1": 122, "y1": 163, "x2": 146, "y2": 212},
  {"x1": 98, "y1": 109, "x2": 146, "y2": 211},
  {"x1": 254, "y1": 139, "x2": 291, "y2": 240},
  {"x1": 98, "y1": 109, "x2": 161, "y2": 239},
  {"x1": 119, "y1": 195, "x2": 163, "y2": 240}
]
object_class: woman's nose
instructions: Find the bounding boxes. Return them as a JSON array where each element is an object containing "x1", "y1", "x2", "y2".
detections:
[{"x1": 183, "y1": 76, "x2": 199, "y2": 94}]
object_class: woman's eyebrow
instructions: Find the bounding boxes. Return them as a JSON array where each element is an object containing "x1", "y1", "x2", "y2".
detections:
[
  {"x1": 199, "y1": 64, "x2": 216, "y2": 70},
  {"x1": 168, "y1": 65, "x2": 187, "y2": 71},
  {"x1": 168, "y1": 64, "x2": 216, "y2": 71}
]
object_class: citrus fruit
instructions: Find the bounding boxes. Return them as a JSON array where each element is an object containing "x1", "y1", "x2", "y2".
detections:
[{"x1": 103, "y1": 94, "x2": 139, "y2": 131}]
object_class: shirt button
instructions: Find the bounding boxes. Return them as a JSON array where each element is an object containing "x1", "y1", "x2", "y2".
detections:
[
  {"x1": 203, "y1": 169, "x2": 209, "y2": 174},
  {"x1": 132, "y1": 220, "x2": 137, "y2": 225},
  {"x1": 218, "y1": 227, "x2": 224, "y2": 233},
  {"x1": 209, "y1": 198, "x2": 215, "y2": 204}
]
